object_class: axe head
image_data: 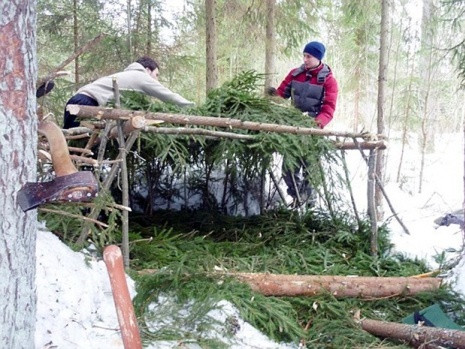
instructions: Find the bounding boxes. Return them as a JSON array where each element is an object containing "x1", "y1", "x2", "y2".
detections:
[{"x1": 17, "y1": 171, "x2": 98, "y2": 212}]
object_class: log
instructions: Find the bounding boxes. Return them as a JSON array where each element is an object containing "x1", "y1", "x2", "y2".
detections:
[
  {"x1": 109, "y1": 115, "x2": 146, "y2": 139},
  {"x1": 67, "y1": 104, "x2": 383, "y2": 140},
  {"x1": 358, "y1": 317, "x2": 465, "y2": 348},
  {"x1": 137, "y1": 269, "x2": 441, "y2": 299},
  {"x1": 230, "y1": 273, "x2": 441, "y2": 298}
]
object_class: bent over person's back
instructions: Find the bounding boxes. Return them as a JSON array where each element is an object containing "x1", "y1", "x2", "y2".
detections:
[{"x1": 63, "y1": 56, "x2": 194, "y2": 129}]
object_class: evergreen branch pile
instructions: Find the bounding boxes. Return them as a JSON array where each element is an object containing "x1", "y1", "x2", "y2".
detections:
[
  {"x1": 130, "y1": 210, "x2": 465, "y2": 347},
  {"x1": 120, "y1": 70, "x2": 347, "y2": 215}
]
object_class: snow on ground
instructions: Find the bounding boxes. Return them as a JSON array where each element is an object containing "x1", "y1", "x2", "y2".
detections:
[{"x1": 35, "y1": 132, "x2": 465, "y2": 348}]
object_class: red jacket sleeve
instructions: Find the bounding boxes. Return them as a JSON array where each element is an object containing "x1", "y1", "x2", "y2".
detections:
[{"x1": 315, "y1": 74, "x2": 338, "y2": 128}]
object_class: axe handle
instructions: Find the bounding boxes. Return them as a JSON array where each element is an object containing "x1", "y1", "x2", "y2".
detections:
[{"x1": 38, "y1": 121, "x2": 77, "y2": 177}]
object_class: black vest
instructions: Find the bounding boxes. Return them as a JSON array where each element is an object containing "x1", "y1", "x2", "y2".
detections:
[{"x1": 290, "y1": 64, "x2": 330, "y2": 117}]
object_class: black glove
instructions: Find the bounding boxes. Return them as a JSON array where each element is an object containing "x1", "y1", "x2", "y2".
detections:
[{"x1": 266, "y1": 86, "x2": 277, "y2": 96}]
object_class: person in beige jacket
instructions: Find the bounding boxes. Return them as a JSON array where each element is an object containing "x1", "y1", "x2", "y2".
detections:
[{"x1": 63, "y1": 56, "x2": 194, "y2": 128}]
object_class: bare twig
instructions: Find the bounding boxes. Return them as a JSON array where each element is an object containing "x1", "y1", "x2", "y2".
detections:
[{"x1": 38, "y1": 207, "x2": 108, "y2": 228}]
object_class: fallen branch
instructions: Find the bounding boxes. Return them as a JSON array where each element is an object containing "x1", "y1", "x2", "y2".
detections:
[{"x1": 357, "y1": 317, "x2": 465, "y2": 348}]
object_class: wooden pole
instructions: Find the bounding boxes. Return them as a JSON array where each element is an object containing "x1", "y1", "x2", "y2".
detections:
[
  {"x1": 367, "y1": 149, "x2": 378, "y2": 256},
  {"x1": 77, "y1": 131, "x2": 139, "y2": 245},
  {"x1": 112, "y1": 78, "x2": 130, "y2": 268},
  {"x1": 67, "y1": 105, "x2": 384, "y2": 140},
  {"x1": 354, "y1": 139, "x2": 410, "y2": 235}
]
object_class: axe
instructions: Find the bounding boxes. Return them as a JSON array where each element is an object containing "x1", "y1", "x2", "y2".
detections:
[{"x1": 17, "y1": 121, "x2": 98, "y2": 212}]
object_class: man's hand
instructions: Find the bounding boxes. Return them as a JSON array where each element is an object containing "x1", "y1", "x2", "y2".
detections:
[{"x1": 266, "y1": 86, "x2": 277, "y2": 96}]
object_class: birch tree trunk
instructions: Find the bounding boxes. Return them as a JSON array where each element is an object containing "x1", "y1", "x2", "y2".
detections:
[
  {"x1": 264, "y1": 0, "x2": 275, "y2": 92},
  {"x1": 205, "y1": 0, "x2": 218, "y2": 93},
  {"x1": 0, "y1": 1, "x2": 38, "y2": 346},
  {"x1": 375, "y1": 0, "x2": 390, "y2": 220}
]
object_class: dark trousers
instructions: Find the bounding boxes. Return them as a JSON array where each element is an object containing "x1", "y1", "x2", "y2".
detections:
[
  {"x1": 283, "y1": 160, "x2": 314, "y2": 203},
  {"x1": 63, "y1": 93, "x2": 99, "y2": 129}
]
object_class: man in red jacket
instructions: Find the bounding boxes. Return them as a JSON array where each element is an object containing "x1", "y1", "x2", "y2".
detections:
[
  {"x1": 268, "y1": 41, "x2": 338, "y2": 205},
  {"x1": 271, "y1": 41, "x2": 338, "y2": 128}
]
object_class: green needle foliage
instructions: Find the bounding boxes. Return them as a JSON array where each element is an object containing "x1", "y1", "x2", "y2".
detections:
[
  {"x1": 130, "y1": 210, "x2": 465, "y2": 347},
  {"x1": 120, "y1": 70, "x2": 347, "y2": 217}
]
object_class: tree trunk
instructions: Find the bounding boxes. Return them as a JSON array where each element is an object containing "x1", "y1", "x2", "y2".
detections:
[
  {"x1": 0, "y1": 1, "x2": 38, "y2": 346},
  {"x1": 359, "y1": 317, "x2": 465, "y2": 348},
  {"x1": 264, "y1": 0, "x2": 276, "y2": 92},
  {"x1": 205, "y1": 0, "x2": 218, "y2": 93},
  {"x1": 375, "y1": 0, "x2": 390, "y2": 219},
  {"x1": 396, "y1": 61, "x2": 415, "y2": 184},
  {"x1": 127, "y1": 0, "x2": 133, "y2": 60},
  {"x1": 418, "y1": 0, "x2": 435, "y2": 194},
  {"x1": 73, "y1": 0, "x2": 79, "y2": 85},
  {"x1": 353, "y1": 64, "x2": 361, "y2": 132},
  {"x1": 146, "y1": 0, "x2": 152, "y2": 55},
  {"x1": 367, "y1": 150, "x2": 378, "y2": 256}
]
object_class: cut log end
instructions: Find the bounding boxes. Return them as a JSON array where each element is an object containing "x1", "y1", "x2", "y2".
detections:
[{"x1": 66, "y1": 104, "x2": 81, "y2": 116}]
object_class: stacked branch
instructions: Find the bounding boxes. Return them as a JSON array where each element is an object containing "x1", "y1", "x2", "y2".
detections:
[{"x1": 66, "y1": 105, "x2": 387, "y2": 149}]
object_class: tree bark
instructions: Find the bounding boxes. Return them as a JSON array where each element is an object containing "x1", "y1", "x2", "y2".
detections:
[
  {"x1": 358, "y1": 317, "x2": 465, "y2": 348},
  {"x1": 231, "y1": 273, "x2": 441, "y2": 298},
  {"x1": 146, "y1": 0, "x2": 152, "y2": 55},
  {"x1": 73, "y1": 0, "x2": 79, "y2": 86},
  {"x1": 396, "y1": 61, "x2": 415, "y2": 183},
  {"x1": 67, "y1": 105, "x2": 384, "y2": 139},
  {"x1": 368, "y1": 150, "x2": 378, "y2": 256},
  {"x1": 264, "y1": 0, "x2": 276, "y2": 92},
  {"x1": 375, "y1": 0, "x2": 390, "y2": 219},
  {"x1": 205, "y1": 0, "x2": 218, "y2": 93},
  {"x1": 0, "y1": 1, "x2": 37, "y2": 346},
  {"x1": 137, "y1": 270, "x2": 441, "y2": 298}
]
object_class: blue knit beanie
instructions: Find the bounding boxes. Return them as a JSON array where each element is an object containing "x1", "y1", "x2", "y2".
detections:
[{"x1": 303, "y1": 41, "x2": 326, "y2": 61}]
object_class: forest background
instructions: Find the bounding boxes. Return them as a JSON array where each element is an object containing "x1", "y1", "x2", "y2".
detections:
[{"x1": 37, "y1": 0, "x2": 465, "y2": 142}]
